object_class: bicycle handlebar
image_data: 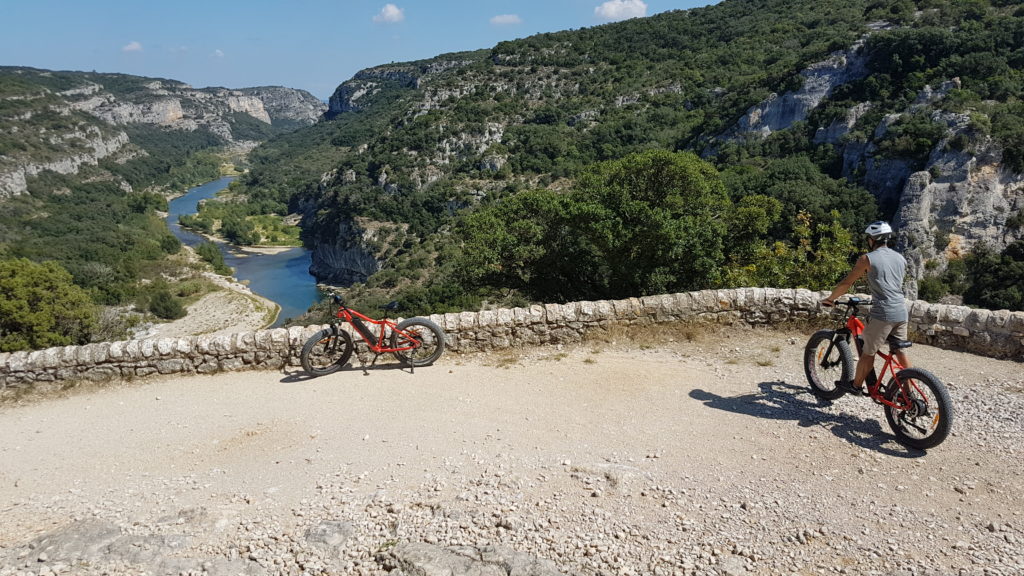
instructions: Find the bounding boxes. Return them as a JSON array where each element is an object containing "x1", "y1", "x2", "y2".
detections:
[{"x1": 822, "y1": 297, "x2": 872, "y2": 309}]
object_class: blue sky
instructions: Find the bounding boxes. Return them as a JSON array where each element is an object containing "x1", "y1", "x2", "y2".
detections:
[{"x1": 1, "y1": 0, "x2": 720, "y2": 100}]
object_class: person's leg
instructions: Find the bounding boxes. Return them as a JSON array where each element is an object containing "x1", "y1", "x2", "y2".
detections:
[
  {"x1": 853, "y1": 352, "x2": 875, "y2": 388},
  {"x1": 891, "y1": 321, "x2": 911, "y2": 368},
  {"x1": 853, "y1": 319, "x2": 891, "y2": 391}
]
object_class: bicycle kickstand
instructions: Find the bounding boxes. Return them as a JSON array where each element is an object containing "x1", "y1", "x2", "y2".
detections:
[{"x1": 358, "y1": 353, "x2": 379, "y2": 376}]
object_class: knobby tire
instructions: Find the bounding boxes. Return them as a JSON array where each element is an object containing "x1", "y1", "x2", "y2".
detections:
[
  {"x1": 391, "y1": 318, "x2": 445, "y2": 367},
  {"x1": 884, "y1": 367, "x2": 953, "y2": 450},
  {"x1": 804, "y1": 330, "x2": 854, "y2": 400},
  {"x1": 300, "y1": 328, "x2": 354, "y2": 376}
]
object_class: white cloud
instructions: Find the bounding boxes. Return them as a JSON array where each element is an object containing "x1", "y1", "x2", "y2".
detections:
[
  {"x1": 594, "y1": 0, "x2": 647, "y2": 21},
  {"x1": 373, "y1": 3, "x2": 404, "y2": 23},
  {"x1": 122, "y1": 41, "x2": 143, "y2": 53},
  {"x1": 213, "y1": 49, "x2": 225, "y2": 58},
  {"x1": 490, "y1": 14, "x2": 522, "y2": 25}
]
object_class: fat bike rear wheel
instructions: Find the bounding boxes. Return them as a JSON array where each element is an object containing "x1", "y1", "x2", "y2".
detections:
[{"x1": 884, "y1": 368, "x2": 953, "y2": 450}]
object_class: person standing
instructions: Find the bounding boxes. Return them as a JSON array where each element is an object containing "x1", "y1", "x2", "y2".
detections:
[{"x1": 821, "y1": 221, "x2": 910, "y2": 394}]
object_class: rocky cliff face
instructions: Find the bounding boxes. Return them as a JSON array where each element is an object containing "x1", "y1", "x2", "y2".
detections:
[
  {"x1": 326, "y1": 57, "x2": 477, "y2": 118},
  {"x1": 0, "y1": 67, "x2": 325, "y2": 198},
  {"x1": 823, "y1": 80, "x2": 1024, "y2": 297},
  {"x1": 717, "y1": 44, "x2": 1022, "y2": 294},
  {"x1": 0, "y1": 130, "x2": 131, "y2": 198},
  {"x1": 306, "y1": 216, "x2": 384, "y2": 285},
  {"x1": 239, "y1": 86, "x2": 326, "y2": 125},
  {"x1": 327, "y1": 65, "x2": 422, "y2": 117},
  {"x1": 716, "y1": 39, "x2": 872, "y2": 144},
  {"x1": 63, "y1": 79, "x2": 310, "y2": 133},
  {"x1": 895, "y1": 140, "x2": 1023, "y2": 298}
]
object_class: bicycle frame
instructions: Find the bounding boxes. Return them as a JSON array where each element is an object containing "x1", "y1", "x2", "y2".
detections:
[
  {"x1": 829, "y1": 300, "x2": 927, "y2": 412},
  {"x1": 333, "y1": 304, "x2": 421, "y2": 355}
]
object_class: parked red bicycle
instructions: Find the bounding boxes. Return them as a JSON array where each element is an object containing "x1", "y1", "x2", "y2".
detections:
[
  {"x1": 804, "y1": 297, "x2": 953, "y2": 449},
  {"x1": 300, "y1": 294, "x2": 445, "y2": 376}
]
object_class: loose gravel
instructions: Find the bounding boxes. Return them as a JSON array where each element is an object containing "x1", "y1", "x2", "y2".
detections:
[{"x1": 1, "y1": 326, "x2": 1021, "y2": 575}]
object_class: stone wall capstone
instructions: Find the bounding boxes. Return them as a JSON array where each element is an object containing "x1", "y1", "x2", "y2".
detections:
[{"x1": 2, "y1": 288, "x2": 1021, "y2": 394}]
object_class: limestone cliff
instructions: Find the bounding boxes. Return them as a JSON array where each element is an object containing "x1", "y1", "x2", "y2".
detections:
[
  {"x1": 0, "y1": 67, "x2": 325, "y2": 198},
  {"x1": 326, "y1": 56, "x2": 477, "y2": 118},
  {"x1": 895, "y1": 140, "x2": 1024, "y2": 298},
  {"x1": 306, "y1": 216, "x2": 384, "y2": 285},
  {"x1": 238, "y1": 86, "x2": 326, "y2": 125},
  {"x1": 715, "y1": 36, "x2": 873, "y2": 145},
  {"x1": 715, "y1": 43, "x2": 1022, "y2": 294}
]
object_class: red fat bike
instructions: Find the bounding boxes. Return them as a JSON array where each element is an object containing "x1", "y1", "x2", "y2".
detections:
[
  {"x1": 804, "y1": 297, "x2": 953, "y2": 450},
  {"x1": 300, "y1": 294, "x2": 445, "y2": 376}
]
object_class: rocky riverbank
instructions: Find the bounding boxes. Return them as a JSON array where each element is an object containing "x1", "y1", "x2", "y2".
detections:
[{"x1": 140, "y1": 271, "x2": 280, "y2": 340}]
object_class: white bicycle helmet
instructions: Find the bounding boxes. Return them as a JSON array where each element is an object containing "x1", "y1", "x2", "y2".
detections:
[{"x1": 864, "y1": 220, "x2": 893, "y2": 241}]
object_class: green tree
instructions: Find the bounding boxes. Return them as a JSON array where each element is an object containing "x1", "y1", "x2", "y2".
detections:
[
  {"x1": 146, "y1": 285, "x2": 186, "y2": 320},
  {"x1": 195, "y1": 242, "x2": 232, "y2": 275},
  {"x1": 455, "y1": 149, "x2": 731, "y2": 302},
  {"x1": 725, "y1": 194, "x2": 783, "y2": 260},
  {"x1": 567, "y1": 149, "x2": 731, "y2": 298},
  {"x1": 963, "y1": 240, "x2": 1024, "y2": 311},
  {"x1": 721, "y1": 211, "x2": 855, "y2": 290},
  {"x1": 454, "y1": 189, "x2": 564, "y2": 294},
  {"x1": 220, "y1": 216, "x2": 260, "y2": 245},
  {"x1": 0, "y1": 258, "x2": 97, "y2": 352}
]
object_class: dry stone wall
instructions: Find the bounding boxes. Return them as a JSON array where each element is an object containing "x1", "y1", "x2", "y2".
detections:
[{"x1": 2, "y1": 288, "x2": 1022, "y2": 394}]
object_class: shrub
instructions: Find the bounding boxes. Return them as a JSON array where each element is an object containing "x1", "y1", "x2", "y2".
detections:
[
  {"x1": 147, "y1": 287, "x2": 186, "y2": 320},
  {"x1": 0, "y1": 258, "x2": 97, "y2": 351}
]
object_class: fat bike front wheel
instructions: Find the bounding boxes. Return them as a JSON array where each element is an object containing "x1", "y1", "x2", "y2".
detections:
[
  {"x1": 804, "y1": 330, "x2": 854, "y2": 400},
  {"x1": 300, "y1": 328, "x2": 354, "y2": 376}
]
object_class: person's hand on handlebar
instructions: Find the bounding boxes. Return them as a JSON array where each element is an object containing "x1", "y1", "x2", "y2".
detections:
[{"x1": 821, "y1": 297, "x2": 835, "y2": 307}]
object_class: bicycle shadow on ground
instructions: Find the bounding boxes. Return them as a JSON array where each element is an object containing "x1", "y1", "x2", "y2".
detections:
[
  {"x1": 690, "y1": 381, "x2": 924, "y2": 458},
  {"x1": 279, "y1": 361, "x2": 414, "y2": 384}
]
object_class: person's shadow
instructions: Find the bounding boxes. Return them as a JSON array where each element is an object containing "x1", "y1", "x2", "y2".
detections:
[{"x1": 690, "y1": 381, "x2": 925, "y2": 457}]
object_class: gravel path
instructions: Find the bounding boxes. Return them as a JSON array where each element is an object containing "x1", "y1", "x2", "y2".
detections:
[{"x1": 1, "y1": 326, "x2": 1021, "y2": 576}]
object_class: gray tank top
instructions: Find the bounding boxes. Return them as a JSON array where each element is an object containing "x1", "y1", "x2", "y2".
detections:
[{"x1": 866, "y1": 246, "x2": 908, "y2": 322}]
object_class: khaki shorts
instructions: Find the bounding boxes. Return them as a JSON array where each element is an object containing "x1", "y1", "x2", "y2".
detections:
[{"x1": 861, "y1": 318, "x2": 908, "y2": 357}]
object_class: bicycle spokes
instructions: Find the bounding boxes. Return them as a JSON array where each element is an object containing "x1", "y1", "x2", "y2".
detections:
[{"x1": 883, "y1": 369, "x2": 952, "y2": 449}]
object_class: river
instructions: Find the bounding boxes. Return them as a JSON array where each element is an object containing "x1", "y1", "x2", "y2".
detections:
[{"x1": 165, "y1": 177, "x2": 320, "y2": 326}]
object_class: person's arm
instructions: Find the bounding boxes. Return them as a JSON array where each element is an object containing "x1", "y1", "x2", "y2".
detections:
[{"x1": 822, "y1": 254, "x2": 870, "y2": 306}]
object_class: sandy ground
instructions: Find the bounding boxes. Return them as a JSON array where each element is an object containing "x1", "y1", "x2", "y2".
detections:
[
  {"x1": 0, "y1": 326, "x2": 1022, "y2": 574},
  {"x1": 143, "y1": 272, "x2": 280, "y2": 339}
]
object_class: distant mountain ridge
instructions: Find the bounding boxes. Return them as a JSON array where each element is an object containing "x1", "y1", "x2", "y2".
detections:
[{"x1": 0, "y1": 67, "x2": 326, "y2": 198}]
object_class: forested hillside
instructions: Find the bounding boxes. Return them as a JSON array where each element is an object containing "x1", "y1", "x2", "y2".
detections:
[
  {"x1": 225, "y1": 0, "x2": 1023, "y2": 320},
  {"x1": 0, "y1": 68, "x2": 324, "y2": 351}
]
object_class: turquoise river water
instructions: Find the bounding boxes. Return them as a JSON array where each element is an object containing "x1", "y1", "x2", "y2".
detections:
[{"x1": 165, "y1": 177, "x2": 320, "y2": 326}]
